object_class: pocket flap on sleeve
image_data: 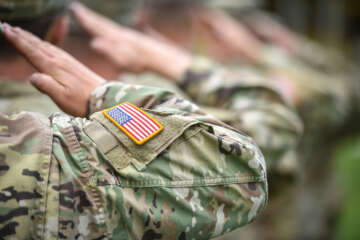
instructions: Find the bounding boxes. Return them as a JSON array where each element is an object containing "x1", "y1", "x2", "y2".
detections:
[{"x1": 88, "y1": 107, "x2": 199, "y2": 171}]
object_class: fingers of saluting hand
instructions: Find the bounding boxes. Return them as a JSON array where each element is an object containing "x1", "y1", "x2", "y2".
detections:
[
  {"x1": 29, "y1": 73, "x2": 64, "y2": 98},
  {"x1": 1, "y1": 23, "x2": 67, "y2": 72},
  {"x1": 2, "y1": 23, "x2": 44, "y2": 63}
]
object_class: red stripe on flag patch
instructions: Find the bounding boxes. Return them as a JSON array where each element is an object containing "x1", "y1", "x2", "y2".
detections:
[{"x1": 103, "y1": 102, "x2": 163, "y2": 145}]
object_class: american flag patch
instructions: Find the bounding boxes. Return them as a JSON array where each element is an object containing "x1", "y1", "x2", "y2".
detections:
[{"x1": 103, "y1": 102, "x2": 163, "y2": 145}]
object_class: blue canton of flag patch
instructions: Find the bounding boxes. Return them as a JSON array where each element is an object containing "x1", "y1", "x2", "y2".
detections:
[
  {"x1": 106, "y1": 107, "x2": 132, "y2": 126},
  {"x1": 103, "y1": 102, "x2": 164, "y2": 145}
]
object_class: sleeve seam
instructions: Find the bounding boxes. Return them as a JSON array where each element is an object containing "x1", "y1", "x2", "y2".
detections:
[{"x1": 100, "y1": 175, "x2": 266, "y2": 188}]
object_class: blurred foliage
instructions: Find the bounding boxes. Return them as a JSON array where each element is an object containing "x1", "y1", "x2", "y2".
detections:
[{"x1": 335, "y1": 136, "x2": 360, "y2": 240}]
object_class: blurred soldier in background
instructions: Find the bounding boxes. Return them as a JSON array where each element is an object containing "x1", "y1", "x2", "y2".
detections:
[
  {"x1": 241, "y1": 11, "x2": 356, "y2": 240},
  {"x1": 72, "y1": 1, "x2": 302, "y2": 173},
  {"x1": 0, "y1": 1, "x2": 272, "y2": 239},
  {"x1": 217, "y1": 8, "x2": 356, "y2": 240}
]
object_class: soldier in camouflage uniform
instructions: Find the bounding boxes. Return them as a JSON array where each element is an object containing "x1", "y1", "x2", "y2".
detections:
[{"x1": 0, "y1": 2, "x2": 270, "y2": 240}]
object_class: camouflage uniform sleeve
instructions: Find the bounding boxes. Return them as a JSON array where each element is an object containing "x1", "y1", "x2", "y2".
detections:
[
  {"x1": 0, "y1": 82, "x2": 268, "y2": 239},
  {"x1": 88, "y1": 82, "x2": 178, "y2": 115},
  {"x1": 49, "y1": 82, "x2": 268, "y2": 239},
  {"x1": 177, "y1": 57, "x2": 303, "y2": 172}
]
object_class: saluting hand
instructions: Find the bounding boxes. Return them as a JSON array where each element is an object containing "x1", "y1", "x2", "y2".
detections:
[
  {"x1": 1, "y1": 23, "x2": 105, "y2": 117},
  {"x1": 193, "y1": 8, "x2": 262, "y2": 63}
]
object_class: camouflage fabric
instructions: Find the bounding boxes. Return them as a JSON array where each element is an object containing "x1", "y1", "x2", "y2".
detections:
[
  {"x1": 0, "y1": 79, "x2": 60, "y2": 115},
  {"x1": 0, "y1": 0, "x2": 70, "y2": 20},
  {"x1": 121, "y1": 57, "x2": 302, "y2": 174},
  {"x1": 0, "y1": 81, "x2": 268, "y2": 239}
]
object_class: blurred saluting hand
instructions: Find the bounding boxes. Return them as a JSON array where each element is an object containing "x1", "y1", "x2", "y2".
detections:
[
  {"x1": 193, "y1": 8, "x2": 262, "y2": 63},
  {"x1": 70, "y1": 2, "x2": 191, "y2": 81}
]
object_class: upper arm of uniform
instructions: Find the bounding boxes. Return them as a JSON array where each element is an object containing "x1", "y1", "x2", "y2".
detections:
[{"x1": 83, "y1": 102, "x2": 268, "y2": 239}]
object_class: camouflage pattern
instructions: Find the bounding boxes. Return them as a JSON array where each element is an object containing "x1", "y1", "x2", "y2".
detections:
[
  {"x1": 0, "y1": 0, "x2": 70, "y2": 20},
  {"x1": 0, "y1": 82, "x2": 268, "y2": 239},
  {"x1": 0, "y1": 79, "x2": 61, "y2": 115},
  {"x1": 122, "y1": 57, "x2": 303, "y2": 174}
]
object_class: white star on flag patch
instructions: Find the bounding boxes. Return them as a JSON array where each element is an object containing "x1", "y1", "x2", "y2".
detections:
[{"x1": 103, "y1": 102, "x2": 163, "y2": 145}]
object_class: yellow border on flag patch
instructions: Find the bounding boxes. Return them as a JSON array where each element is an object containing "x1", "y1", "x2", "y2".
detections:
[{"x1": 103, "y1": 102, "x2": 164, "y2": 145}]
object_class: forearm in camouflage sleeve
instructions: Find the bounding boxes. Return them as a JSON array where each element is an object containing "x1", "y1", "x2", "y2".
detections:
[
  {"x1": 87, "y1": 82, "x2": 176, "y2": 115},
  {"x1": 178, "y1": 57, "x2": 303, "y2": 171},
  {"x1": 45, "y1": 82, "x2": 268, "y2": 239}
]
